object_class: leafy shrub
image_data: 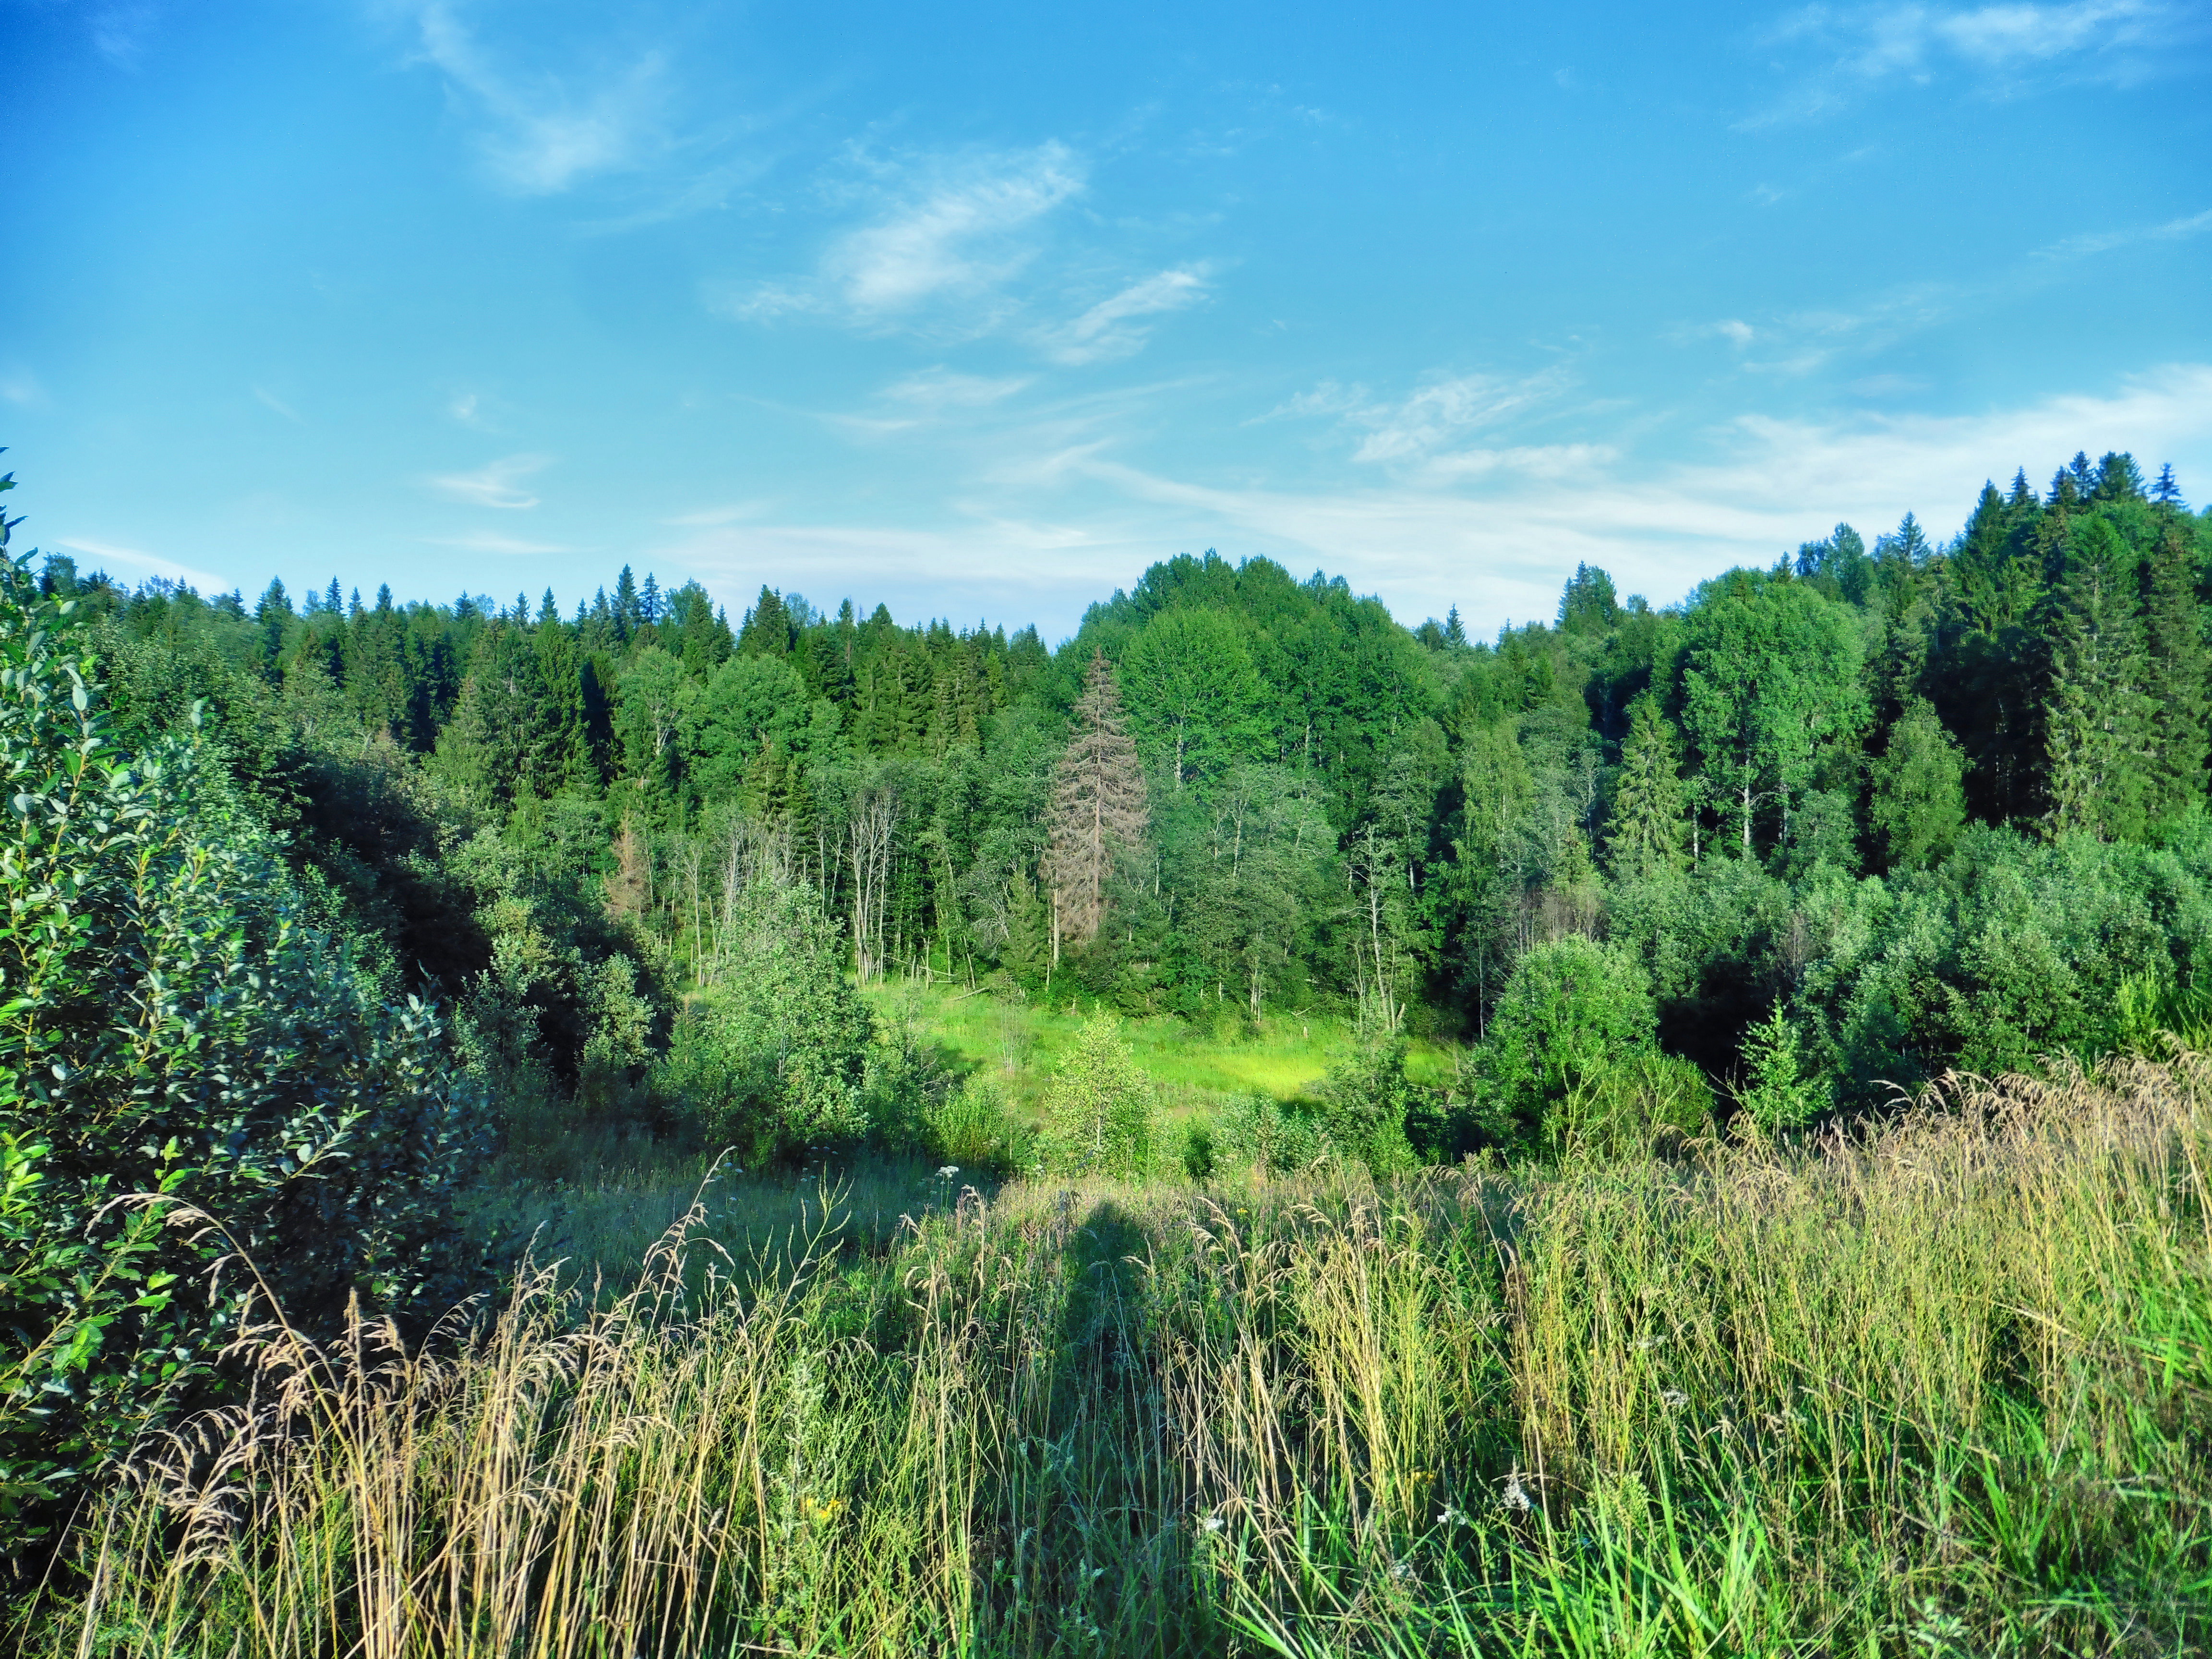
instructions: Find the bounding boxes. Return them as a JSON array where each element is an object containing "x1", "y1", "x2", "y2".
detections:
[
  {"x1": 1212, "y1": 1092, "x2": 1323, "y2": 1177},
  {"x1": 0, "y1": 542, "x2": 486, "y2": 1563},
  {"x1": 657, "y1": 874, "x2": 870, "y2": 1164},
  {"x1": 1734, "y1": 998, "x2": 1825, "y2": 1132},
  {"x1": 1315, "y1": 1039, "x2": 1418, "y2": 1173},
  {"x1": 1479, "y1": 936, "x2": 1657, "y2": 1148},
  {"x1": 924, "y1": 1071, "x2": 1034, "y2": 1175},
  {"x1": 1042, "y1": 1012, "x2": 1155, "y2": 1176},
  {"x1": 1545, "y1": 1048, "x2": 1714, "y2": 1158}
]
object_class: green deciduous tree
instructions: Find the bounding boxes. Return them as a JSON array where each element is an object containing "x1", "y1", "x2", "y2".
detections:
[
  {"x1": 1044, "y1": 1011, "x2": 1155, "y2": 1176},
  {"x1": 1679, "y1": 573, "x2": 1868, "y2": 857},
  {"x1": 1480, "y1": 936, "x2": 1657, "y2": 1148},
  {"x1": 1120, "y1": 608, "x2": 1268, "y2": 789}
]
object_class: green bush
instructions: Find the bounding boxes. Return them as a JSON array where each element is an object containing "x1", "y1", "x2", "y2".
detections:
[
  {"x1": 1479, "y1": 935, "x2": 1657, "y2": 1149},
  {"x1": 1042, "y1": 1012, "x2": 1155, "y2": 1176},
  {"x1": 1212, "y1": 1091, "x2": 1324, "y2": 1177},
  {"x1": 1546, "y1": 1047, "x2": 1715, "y2": 1158},
  {"x1": 657, "y1": 874, "x2": 871, "y2": 1164},
  {"x1": 0, "y1": 544, "x2": 486, "y2": 1563},
  {"x1": 1315, "y1": 1039, "x2": 1418, "y2": 1173},
  {"x1": 924, "y1": 1071, "x2": 1034, "y2": 1176}
]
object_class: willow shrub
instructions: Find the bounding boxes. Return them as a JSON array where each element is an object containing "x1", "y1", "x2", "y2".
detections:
[{"x1": 0, "y1": 536, "x2": 487, "y2": 1568}]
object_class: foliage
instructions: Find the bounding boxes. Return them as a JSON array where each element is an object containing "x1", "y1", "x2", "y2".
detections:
[
  {"x1": 1314, "y1": 1039, "x2": 1419, "y2": 1172},
  {"x1": 0, "y1": 538, "x2": 485, "y2": 1565},
  {"x1": 1479, "y1": 936, "x2": 1657, "y2": 1148},
  {"x1": 1041, "y1": 1011, "x2": 1156, "y2": 1176},
  {"x1": 1734, "y1": 998, "x2": 1826, "y2": 1132},
  {"x1": 660, "y1": 874, "x2": 872, "y2": 1166}
]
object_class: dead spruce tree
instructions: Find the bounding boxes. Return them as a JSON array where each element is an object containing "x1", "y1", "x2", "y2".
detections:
[{"x1": 1045, "y1": 650, "x2": 1148, "y2": 963}]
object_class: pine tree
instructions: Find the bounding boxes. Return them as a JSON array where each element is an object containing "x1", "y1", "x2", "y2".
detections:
[
  {"x1": 1605, "y1": 694, "x2": 1686, "y2": 880},
  {"x1": 1044, "y1": 650, "x2": 1148, "y2": 953},
  {"x1": 2043, "y1": 517, "x2": 2153, "y2": 839},
  {"x1": 2008, "y1": 468, "x2": 2035, "y2": 509},
  {"x1": 739, "y1": 586, "x2": 793, "y2": 658},
  {"x1": 2141, "y1": 520, "x2": 2210, "y2": 822},
  {"x1": 613, "y1": 566, "x2": 640, "y2": 640},
  {"x1": 1443, "y1": 605, "x2": 1468, "y2": 649},
  {"x1": 2094, "y1": 452, "x2": 2146, "y2": 502},
  {"x1": 2152, "y1": 463, "x2": 2184, "y2": 507}
]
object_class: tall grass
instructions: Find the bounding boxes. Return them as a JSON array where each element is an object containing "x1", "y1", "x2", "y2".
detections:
[{"x1": 24, "y1": 1056, "x2": 2211, "y2": 1656}]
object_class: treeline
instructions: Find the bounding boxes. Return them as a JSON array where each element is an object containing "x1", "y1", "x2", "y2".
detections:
[{"x1": 57, "y1": 450, "x2": 2212, "y2": 1097}]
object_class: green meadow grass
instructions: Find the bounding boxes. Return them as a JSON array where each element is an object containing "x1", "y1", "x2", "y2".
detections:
[
  {"x1": 27, "y1": 1052, "x2": 2209, "y2": 1658},
  {"x1": 865, "y1": 979, "x2": 1463, "y2": 1127}
]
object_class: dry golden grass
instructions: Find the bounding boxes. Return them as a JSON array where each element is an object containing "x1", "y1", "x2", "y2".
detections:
[{"x1": 23, "y1": 1055, "x2": 2212, "y2": 1657}]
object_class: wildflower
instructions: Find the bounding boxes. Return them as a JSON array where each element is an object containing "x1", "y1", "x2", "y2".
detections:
[
  {"x1": 1437, "y1": 1506, "x2": 1469, "y2": 1526},
  {"x1": 1201, "y1": 1515, "x2": 1225, "y2": 1534},
  {"x1": 1391, "y1": 1558, "x2": 1415, "y2": 1583},
  {"x1": 1661, "y1": 1388, "x2": 1687, "y2": 1409},
  {"x1": 938, "y1": 1164, "x2": 960, "y2": 1179},
  {"x1": 1501, "y1": 1465, "x2": 1534, "y2": 1514}
]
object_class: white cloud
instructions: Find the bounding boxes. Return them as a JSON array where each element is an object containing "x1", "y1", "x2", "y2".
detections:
[
  {"x1": 881, "y1": 369, "x2": 1034, "y2": 409},
  {"x1": 426, "y1": 454, "x2": 548, "y2": 509},
  {"x1": 715, "y1": 144, "x2": 1088, "y2": 332},
  {"x1": 411, "y1": 2, "x2": 668, "y2": 195},
  {"x1": 834, "y1": 147, "x2": 1083, "y2": 314},
  {"x1": 1743, "y1": 1, "x2": 2188, "y2": 126},
  {"x1": 56, "y1": 537, "x2": 227, "y2": 593},
  {"x1": 1036, "y1": 267, "x2": 1210, "y2": 365},
  {"x1": 1048, "y1": 362, "x2": 2212, "y2": 634},
  {"x1": 422, "y1": 530, "x2": 576, "y2": 554},
  {"x1": 2035, "y1": 205, "x2": 2212, "y2": 259},
  {"x1": 0, "y1": 367, "x2": 47, "y2": 408},
  {"x1": 253, "y1": 386, "x2": 303, "y2": 423},
  {"x1": 828, "y1": 369, "x2": 1037, "y2": 437},
  {"x1": 1277, "y1": 369, "x2": 1572, "y2": 467},
  {"x1": 88, "y1": 2, "x2": 158, "y2": 68}
]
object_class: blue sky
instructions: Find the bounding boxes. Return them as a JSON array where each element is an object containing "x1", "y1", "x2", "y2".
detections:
[{"x1": 5, "y1": 0, "x2": 2209, "y2": 639}]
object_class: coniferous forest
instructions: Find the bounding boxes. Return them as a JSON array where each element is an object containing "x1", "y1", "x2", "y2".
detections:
[{"x1": 6, "y1": 450, "x2": 2212, "y2": 1654}]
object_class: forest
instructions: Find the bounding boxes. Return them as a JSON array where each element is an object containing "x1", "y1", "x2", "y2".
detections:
[{"x1": 5, "y1": 448, "x2": 2212, "y2": 1654}]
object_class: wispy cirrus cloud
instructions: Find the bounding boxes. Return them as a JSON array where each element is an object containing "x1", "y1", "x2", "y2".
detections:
[
  {"x1": 2035, "y1": 205, "x2": 2212, "y2": 260},
  {"x1": 1060, "y1": 361, "x2": 2212, "y2": 631},
  {"x1": 426, "y1": 454, "x2": 548, "y2": 508},
  {"x1": 253, "y1": 386, "x2": 303, "y2": 423},
  {"x1": 1035, "y1": 267, "x2": 1211, "y2": 365},
  {"x1": 1742, "y1": 1, "x2": 2195, "y2": 126},
  {"x1": 723, "y1": 145, "x2": 1086, "y2": 327},
  {"x1": 56, "y1": 536, "x2": 227, "y2": 592},
  {"x1": 409, "y1": 1, "x2": 670, "y2": 195},
  {"x1": 1271, "y1": 369, "x2": 1575, "y2": 469}
]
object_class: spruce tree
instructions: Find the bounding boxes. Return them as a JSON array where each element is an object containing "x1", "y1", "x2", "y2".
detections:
[
  {"x1": 2094, "y1": 452, "x2": 2146, "y2": 502},
  {"x1": 1869, "y1": 699, "x2": 1966, "y2": 870},
  {"x1": 2043, "y1": 516, "x2": 2153, "y2": 839},
  {"x1": 2141, "y1": 520, "x2": 2210, "y2": 822},
  {"x1": 1045, "y1": 650, "x2": 1148, "y2": 952},
  {"x1": 2152, "y1": 462, "x2": 2184, "y2": 507},
  {"x1": 1606, "y1": 694, "x2": 1686, "y2": 880}
]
